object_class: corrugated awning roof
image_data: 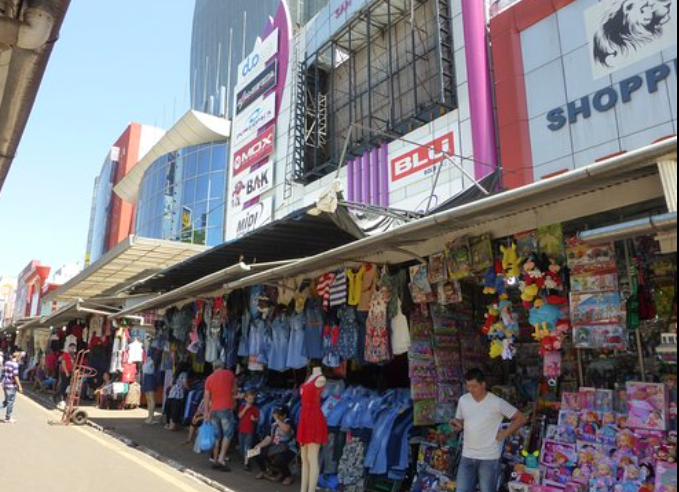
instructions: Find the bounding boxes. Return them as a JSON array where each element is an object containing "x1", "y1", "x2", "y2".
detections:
[
  {"x1": 113, "y1": 261, "x2": 298, "y2": 318},
  {"x1": 43, "y1": 236, "x2": 207, "y2": 303},
  {"x1": 113, "y1": 110, "x2": 231, "y2": 203},
  {"x1": 213, "y1": 138, "x2": 675, "y2": 292},
  {"x1": 123, "y1": 206, "x2": 366, "y2": 295}
]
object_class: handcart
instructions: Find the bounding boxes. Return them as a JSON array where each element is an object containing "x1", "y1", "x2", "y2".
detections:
[{"x1": 50, "y1": 349, "x2": 98, "y2": 426}]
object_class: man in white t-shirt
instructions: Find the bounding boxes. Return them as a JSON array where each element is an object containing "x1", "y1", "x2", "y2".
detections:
[{"x1": 451, "y1": 369, "x2": 528, "y2": 492}]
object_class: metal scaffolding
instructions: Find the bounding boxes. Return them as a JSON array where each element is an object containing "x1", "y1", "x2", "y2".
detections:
[{"x1": 292, "y1": 0, "x2": 458, "y2": 184}]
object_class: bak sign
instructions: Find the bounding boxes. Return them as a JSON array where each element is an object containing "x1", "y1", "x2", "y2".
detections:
[
  {"x1": 389, "y1": 132, "x2": 455, "y2": 183},
  {"x1": 232, "y1": 125, "x2": 276, "y2": 177}
]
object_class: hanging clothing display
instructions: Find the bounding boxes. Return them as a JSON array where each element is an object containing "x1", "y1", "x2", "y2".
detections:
[
  {"x1": 391, "y1": 298, "x2": 411, "y2": 356},
  {"x1": 127, "y1": 339, "x2": 144, "y2": 363},
  {"x1": 268, "y1": 315, "x2": 291, "y2": 372},
  {"x1": 337, "y1": 306, "x2": 360, "y2": 361},
  {"x1": 358, "y1": 265, "x2": 377, "y2": 312},
  {"x1": 364, "y1": 288, "x2": 392, "y2": 364},
  {"x1": 329, "y1": 270, "x2": 348, "y2": 307},
  {"x1": 305, "y1": 298, "x2": 324, "y2": 360},
  {"x1": 286, "y1": 312, "x2": 308, "y2": 370},
  {"x1": 346, "y1": 266, "x2": 365, "y2": 307}
]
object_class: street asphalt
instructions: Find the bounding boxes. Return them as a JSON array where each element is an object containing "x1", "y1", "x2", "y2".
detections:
[{"x1": 0, "y1": 394, "x2": 217, "y2": 492}]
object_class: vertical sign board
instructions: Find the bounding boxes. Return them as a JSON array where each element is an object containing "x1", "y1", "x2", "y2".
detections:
[{"x1": 227, "y1": 27, "x2": 281, "y2": 241}]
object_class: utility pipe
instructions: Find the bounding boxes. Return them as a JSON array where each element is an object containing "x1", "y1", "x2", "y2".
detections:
[{"x1": 579, "y1": 213, "x2": 677, "y2": 244}]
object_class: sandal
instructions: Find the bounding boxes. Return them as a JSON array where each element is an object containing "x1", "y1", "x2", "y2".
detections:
[{"x1": 282, "y1": 477, "x2": 294, "y2": 486}]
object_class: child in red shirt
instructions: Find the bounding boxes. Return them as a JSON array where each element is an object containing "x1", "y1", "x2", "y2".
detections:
[{"x1": 238, "y1": 390, "x2": 260, "y2": 470}]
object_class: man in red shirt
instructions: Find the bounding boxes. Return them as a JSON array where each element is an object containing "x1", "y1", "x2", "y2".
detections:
[
  {"x1": 205, "y1": 360, "x2": 237, "y2": 470},
  {"x1": 54, "y1": 344, "x2": 76, "y2": 405}
]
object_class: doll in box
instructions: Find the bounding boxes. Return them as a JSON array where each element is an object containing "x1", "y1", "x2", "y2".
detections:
[
  {"x1": 614, "y1": 431, "x2": 638, "y2": 461},
  {"x1": 590, "y1": 460, "x2": 617, "y2": 492},
  {"x1": 597, "y1": 389, "x2": 615, "y2": 412},
  {"x1": 655, "y1": 460, "x2": 677, "y2": 492},
  {"x1": 578, "y1": 410, "x2": 601, "y2": 442},
  {"x1": 628, "y1": 382, "x2": 668, "y2": 431},
  {"x1": 559, "y1": 410, "x2": 580, "y2": 428},
  {"x1": 562, "y1": 392, "x2": 582, "y2": 411}
]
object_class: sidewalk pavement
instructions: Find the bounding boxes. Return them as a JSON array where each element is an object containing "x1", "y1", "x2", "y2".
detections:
[{"x1": 25, "y1": 389, "x2": 296, "y2": 492}]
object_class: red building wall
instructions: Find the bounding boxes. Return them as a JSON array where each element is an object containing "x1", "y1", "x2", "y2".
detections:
[{"x1": 106, "y1": 123, "x2": 143, "y2": 251}]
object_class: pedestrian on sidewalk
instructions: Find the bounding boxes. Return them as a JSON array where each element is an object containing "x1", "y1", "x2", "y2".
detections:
[
  {"x1": 54, "y1": 344, "x2": 76, "y2": 406},
  {"x1": 450, "y1": 368, "x2": 528, "y2": 492},
  {"x1": 205, "y1": 360, "x2": 237, "y2": 471},
  {"x1": 2, "y1": 351, "x2": 24, "y2": 423}
]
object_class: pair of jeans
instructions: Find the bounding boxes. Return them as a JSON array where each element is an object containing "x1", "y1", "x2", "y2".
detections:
[
  {"x1": 3, "y1": 388, "x2": 17, "y2": 420},
  {"x1": 239, "y1": 433, "x2": 255, "y2": 462},
  {"x1": 54, "y1": 375, "x2": 71, "y2": 403},
  {"x1": 212, "y1": 409, "x2": 236, "y2": 441},
  {"x1": 456, "y1": 457, "x2": 500, "y2": 492}
]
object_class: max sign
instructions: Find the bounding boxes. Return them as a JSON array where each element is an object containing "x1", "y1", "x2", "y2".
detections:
[
  {"x1": 390, "y1": 132, "x2": 455, "y2": 182},
  {"x1": 233, "y1": 125, "x2": 276, "y2": 177}
]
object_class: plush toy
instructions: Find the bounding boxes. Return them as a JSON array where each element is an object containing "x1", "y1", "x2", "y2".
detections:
[
  {"x1": 529, "y1": 300, "x2": 565, "y2": 332},
  {"x1": 544, "y1": 258, "x2": 563, "y2": 289},
  {"x1": 520, "y1": 282, "x2": 540, "y2": 308},
  {"x1": 502, "y1": 338, "x2": 517, "y2": 361},
  {"x1": 522, "y1": 450, "x2": 540, "y2": 470},
  {"x1": 540, "y1": 335, "x2": 563, "y2": 356},
  {"x1": 490, "y1": 340, "x2": 504, "y2": 359},
  {"x1": 532, "y1": 322, "x2": 551, "y2": 342},
  {"x1": 523, "y1": 254, "x2": 546, "y2": 288},
  {"x1": 484, "y1": 260, "x2": 507, "y2": 295},
  {"x1": 502, "y1": 243, "x2": 522, "y2": 279},
  {"x1": 500, "y1": 297, "x2": 520, "y2": 336},
  {"x1": 483, "y1": 304, "x2": 500, "y2": 336}
]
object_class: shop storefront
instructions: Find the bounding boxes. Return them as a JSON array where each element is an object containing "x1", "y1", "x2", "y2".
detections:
[{"x1": 110, "y1": 138, "x2": 676, "y2": 492}]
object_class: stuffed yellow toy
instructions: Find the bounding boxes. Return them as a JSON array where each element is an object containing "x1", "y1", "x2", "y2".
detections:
[{"x1": 501, "y1": 243, "x2": 522, "y2": 279}]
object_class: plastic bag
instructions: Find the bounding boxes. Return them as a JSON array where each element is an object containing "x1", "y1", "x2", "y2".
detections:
[{"x1": 196, "y1": 422, "x2": 217, "y2": 453}]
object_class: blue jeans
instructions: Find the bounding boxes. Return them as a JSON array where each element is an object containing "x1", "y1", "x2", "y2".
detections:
[
  {"x1": 211, "y1": 409, "x2": 236, "y2": 441},
  {"x1": 456, "y1": 457, "x2": 500, "y2": 492},
  {"x1": 239, "y1": 433, "x2": 255, "y2": 463},
  {"x1": 3, "y1": 388, "x2": 17, "y2": 420}
]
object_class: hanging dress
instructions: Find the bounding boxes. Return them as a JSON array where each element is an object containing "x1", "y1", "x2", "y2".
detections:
[
  {"x1": 297, "y1": 375, "x2": 329, "y2": 446},
  {"x1": 364, "y1": 287, "x2": 392, "y2": 364}
]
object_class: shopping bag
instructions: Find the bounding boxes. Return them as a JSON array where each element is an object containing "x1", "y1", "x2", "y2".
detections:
[{"x1": 197, "y1": 422, "x2": 217, "y2": 453}]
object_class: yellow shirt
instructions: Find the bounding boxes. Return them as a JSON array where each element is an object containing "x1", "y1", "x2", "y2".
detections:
[{"x1": 346, "y1": 266, "x2": 365, "y2": 306}]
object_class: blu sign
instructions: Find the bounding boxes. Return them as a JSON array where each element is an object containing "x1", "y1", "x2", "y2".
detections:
[{"x1": 547, "y1": 60, "x2": 677, "y2": 131}]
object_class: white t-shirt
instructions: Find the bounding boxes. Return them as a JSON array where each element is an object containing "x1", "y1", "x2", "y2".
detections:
[{"x1": 456, "y1": 392, "x2": 518, "y2": 460}]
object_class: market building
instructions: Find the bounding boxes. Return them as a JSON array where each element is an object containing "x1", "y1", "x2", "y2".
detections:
[{"x1": 12, "y1": 1, "x2": 677, "y2": 492}]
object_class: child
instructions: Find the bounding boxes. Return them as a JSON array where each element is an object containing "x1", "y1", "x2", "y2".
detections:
[{"x1": 238, "y1": 390, "x2": 261, "y2": 471}]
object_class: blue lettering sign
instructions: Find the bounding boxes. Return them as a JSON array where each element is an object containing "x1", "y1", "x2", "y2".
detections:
[{"x1": 547, "y1": 60, "x2": 677, "y2": 131}]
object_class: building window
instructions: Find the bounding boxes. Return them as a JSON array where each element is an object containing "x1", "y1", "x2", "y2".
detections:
[{"x1": 136, "y1": 142, "x2": 228, "y2": 246}]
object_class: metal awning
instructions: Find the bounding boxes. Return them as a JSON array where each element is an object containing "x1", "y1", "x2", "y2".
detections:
[
  {"x1": 0, "y1": 0, "x2": 72, "y2": 194},
  {"x1": 215, "y1": 138, "x2": 676, "y2": 291},
  {"x1": 43, "y1": 236, "x2": 207, "y2": 303},
  {"x1": 113, "y1": 110, "x2": 231, "y2": 203},
  {"x1": 123, "y1": 206, "x2": 365, "y2": 295},
  {"x1": 113, "y1": 260, "x2": 299, "y2": 318}
]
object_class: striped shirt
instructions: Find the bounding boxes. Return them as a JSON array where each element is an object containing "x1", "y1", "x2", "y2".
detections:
[
  {"x1": 329, "y1": 270, "x2": 348, "y2": 307},
  {"x1": 316, "y1": 273, "x2": 336, "y2": 310},
  {"x1": 2, "y1": 360, "x2": 19, "y2": 390}
]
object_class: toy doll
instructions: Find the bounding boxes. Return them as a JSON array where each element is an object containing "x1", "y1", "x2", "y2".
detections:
[{"x1": 589, "y1": 461, "x2": 616, "y2": 492}]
